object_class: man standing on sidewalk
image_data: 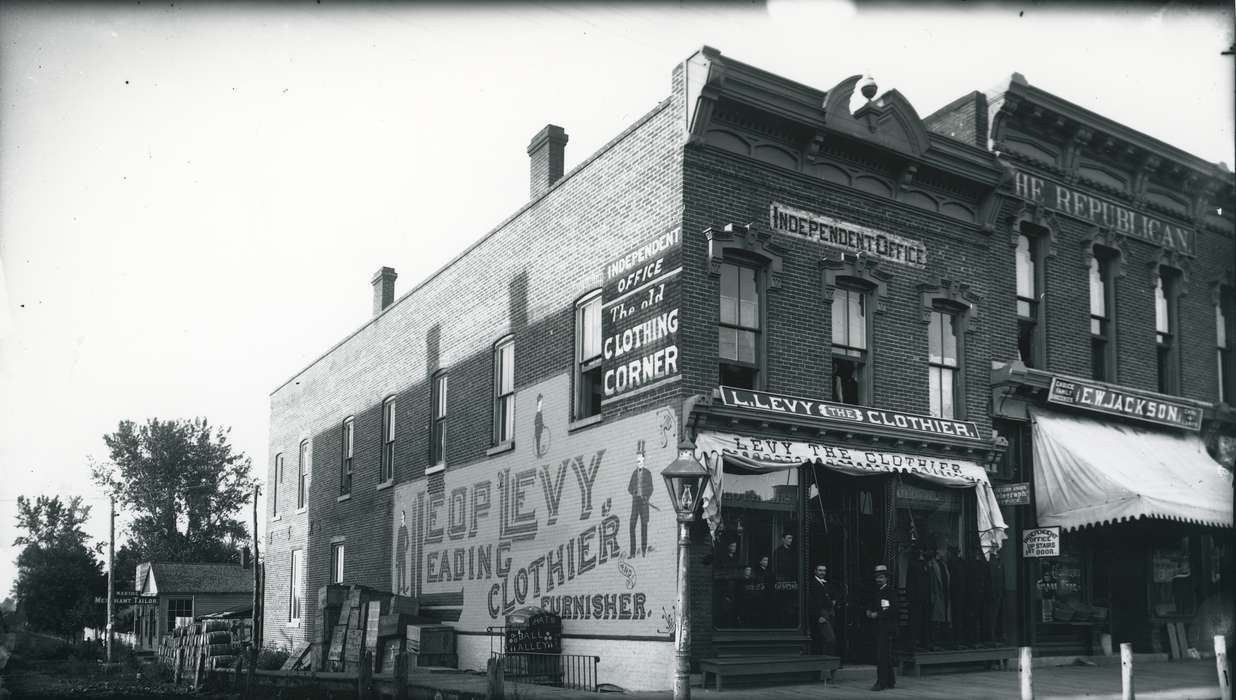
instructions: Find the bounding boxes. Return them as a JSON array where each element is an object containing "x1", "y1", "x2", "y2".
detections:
[{"x1": 866, "y1": 564, "x2": 897, "y2": 691}]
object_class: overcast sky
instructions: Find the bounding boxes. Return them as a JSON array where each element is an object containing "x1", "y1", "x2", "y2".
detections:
[{"x1": 1, "y1": 1, "x2": 1232, "y2": 594}]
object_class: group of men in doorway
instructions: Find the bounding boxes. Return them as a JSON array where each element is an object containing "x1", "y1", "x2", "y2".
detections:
[{"x1": 808, "y1": 562, "x2": 898, "y2": 691}]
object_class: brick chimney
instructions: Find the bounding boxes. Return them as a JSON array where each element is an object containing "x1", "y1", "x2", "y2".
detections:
[
  {"x1": 527, "y1": 124, "x2": 568, "y2": 199},
  {"x1": 371, "y1": 266, "x2": 397, "y2": 316}
]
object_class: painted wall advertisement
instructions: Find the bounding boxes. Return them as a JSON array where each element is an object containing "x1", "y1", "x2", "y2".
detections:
[
  {"x1": 392, "y1": 374, "x2": 680, "y2": 635},
  {"x1": 600, "y1": 226, "x2": 682, "y2": 403},
  {"x1": 769, "y1": 202, "x2": 928, "y2": 268}
]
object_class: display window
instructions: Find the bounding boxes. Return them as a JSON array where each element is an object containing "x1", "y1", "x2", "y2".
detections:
[
  {"x1": 1149, "y1": 535, "x2": 1194, "y2": 618},
  {"x1": 711, "y1": 466, "x2": 799, "y2": 629}
]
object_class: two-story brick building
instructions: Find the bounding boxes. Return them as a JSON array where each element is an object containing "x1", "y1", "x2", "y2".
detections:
[{"x1": 264, "y1": 47, "x2": 1233, "y2": 690}]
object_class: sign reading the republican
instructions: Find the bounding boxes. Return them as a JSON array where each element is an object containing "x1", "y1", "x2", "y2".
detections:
[
  {"x1": 600, "y1": 227, "x2": 682, "y2": 403},
  {"x1": 719, "y1": 386, "x2": 982, "y2": 440},
  {"x1": 1023, "y1": 527, "x2": 1061, "y2": 558},
  {"x1": 769, "y1": 202, "x2": 927, "y2": 268},
  {"x1": 1047, "y1": 376, "x2": 1204, "y2": 432}
]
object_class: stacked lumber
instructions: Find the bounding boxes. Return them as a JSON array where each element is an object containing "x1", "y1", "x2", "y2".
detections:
[
  {"x1": 158, "y1": 618, "x2": 253, "y2": 682},
  {"x1": 314, "y1": 583, "x2": 452, "y2": 673}
]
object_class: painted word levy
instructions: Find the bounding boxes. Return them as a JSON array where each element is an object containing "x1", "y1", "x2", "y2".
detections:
[
  {"x1": 769, "y1": 202, "x2": 927, "y2": 268},
  {"x1": 720, "y1": 386, "x2": 982, "y2": 440},
  {"x1": 1023, "y1": 527, "x2": 1061, "y2": 558},
  {"x1": 1012, "y1": 170, "x2": 1194, "y2": 256},
  {"x1": 601, "y1": 227, "x2": 682, "y2": 401},
  {"x1": 1047, "y1": 377, "x2": 1203, "y2": 431},
  {"x1": 392, "y1": 375, "x2": 681, "y2": 636}
]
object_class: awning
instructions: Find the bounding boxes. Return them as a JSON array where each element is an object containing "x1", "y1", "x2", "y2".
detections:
[
  {"x1": 1031, "y1": 409, "x2": 1233, "y2": 531},
  {"x1": 694, "y1": 431, "x2": 1008, "y2": 557}
]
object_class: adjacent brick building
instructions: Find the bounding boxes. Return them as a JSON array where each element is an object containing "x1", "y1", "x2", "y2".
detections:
[{"x1": 264, "y1": 48, "x2": 1233, "y2": 689}]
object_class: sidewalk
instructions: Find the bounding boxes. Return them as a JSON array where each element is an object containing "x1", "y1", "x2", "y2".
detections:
[{"x1": 413, "y1": 659, "x2": 1223, "y2": 699}]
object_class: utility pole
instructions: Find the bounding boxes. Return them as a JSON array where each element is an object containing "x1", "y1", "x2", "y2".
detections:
[
  {"x1": 106, "y1": 493, "x2": 115, "y2": 664},
  {"x1": 247, "y1": 485, "x2": 260, "y2": 695}
]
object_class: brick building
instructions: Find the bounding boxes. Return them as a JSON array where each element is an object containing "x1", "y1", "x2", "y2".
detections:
[{"x1": 264, "y1": 47, "x2": 1233, "y2": 689}]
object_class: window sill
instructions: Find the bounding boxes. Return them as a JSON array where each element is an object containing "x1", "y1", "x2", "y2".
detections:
[
  {"x1": 568, "y1": 414, "x2": 604, "y2": 433},
  {"x1": 271, "y1": 514, "x2": 282, "y2": 522},
  {"x1": 337, "y1": 494, "x2": 351, "y2": 503},
  {"x1": 286, "y1": 620, "x2": 302, "y2": 628},
  {"x1": 295, "y1": 507, "x2": 307, "y2": 515},
  {"x1": 376, "y1": 479, "x2": 394, "y2": 491},
  {"x1": 425, "y1": 463, "x2": 446, "y2": 476},
  {"x1": 487, "y1": 441, "x2": 515, "y2": 457}
]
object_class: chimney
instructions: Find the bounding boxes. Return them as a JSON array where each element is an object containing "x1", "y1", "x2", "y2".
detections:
[
  {"x1": 371, "y1": 266, "x2": 397, "y2": 316},
  {"x1": 527, "y1": 124, "x2": 568, "y2": 199},
  {"x1": 241, "y1": 546, "x2": 251, "y2": 569}
]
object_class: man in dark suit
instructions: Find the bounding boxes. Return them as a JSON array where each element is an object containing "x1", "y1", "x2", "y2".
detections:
[
  {"x1": 865, "y1": 564, "x2": 897, "y2": 691},
  {"x1": 627, "y1": 441, "x2": 653, "y2": 557},
  {"x1": 808, "y1": 563, "x2": 839, "y2": 656}
]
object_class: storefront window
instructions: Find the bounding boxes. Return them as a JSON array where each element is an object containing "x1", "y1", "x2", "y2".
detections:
[
  {"x1": 1035, "y1": 534, "x2": 1091, "y2": 625},
  {"x1": 712, "y1": 466, "x2": 799, "y2": 629},
  {"x1": 1150, "y1": 536, "x2": 1194, "y2": 617}
]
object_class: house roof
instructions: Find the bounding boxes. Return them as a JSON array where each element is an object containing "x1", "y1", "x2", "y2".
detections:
[{"x1": 143, "y1": 562, "x2": 254, "y2": 595}]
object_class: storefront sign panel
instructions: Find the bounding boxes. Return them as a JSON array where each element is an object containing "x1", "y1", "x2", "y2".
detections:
[
  {"x1": 1047, "y1": 377, "x2": 1204, "y2": 431},
  {"x1": 993, "y1": 482, "x2": 1031, "y2": 506},
  {"x1": 392, "y1": 374, "x2": 680, "y2": 637},
  {"x1": 600, "y1": 227, "x2": 682, "y2": 402},
  {"x1": 769, "y1": 202, "x2": 927, "y2": 268},
  {"x1": 94, "y1": 596, "x2": 158, "y2": 606},
  {"x1": 1012, "y1": 170, "x2": 1195, "y2": 256},
  {"x1": 719, "y1": 386, "x2": 983, "y2": 440},
  {"x1": 1023, "y1": 527, "x2": 1061, "y2": 558}
]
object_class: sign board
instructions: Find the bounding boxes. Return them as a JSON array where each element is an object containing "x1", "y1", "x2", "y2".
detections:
[
  {"x1": 993, "y1": 482, "x2": 1031, "y2": 506},
  {"x1": 769, "y1": 202, "x2": 927, "y2": 268},
  {"x1": 719, "y1": 386, "x2": 983, "y2": 440},
  {"x1": 600, "y1": 227, "x2": 682, "y2": 403},
  {"x1": 1012, "y1": 170, "x2": 1195, "y2": 256},
  {"x1": 95, "y1": 596, "x2": 158, "y2": 606},
  {"x1": 1023, "y1": 527, "x2": 1061, "y2": 558},
  {"x1": 505, "y1": 607, "x2": 562, "y2": 654},
  {"x1": 1047, "y1": 376, "x2": 1204, "y2": 432}
]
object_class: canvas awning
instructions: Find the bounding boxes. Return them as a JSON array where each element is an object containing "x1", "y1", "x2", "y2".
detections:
[
  {"x1": 694, "y1": 431, "x2": 1008, "y2": 557},
  {"x1": 1031, "y1": 409, "x2": 1233, "y2": 532}
]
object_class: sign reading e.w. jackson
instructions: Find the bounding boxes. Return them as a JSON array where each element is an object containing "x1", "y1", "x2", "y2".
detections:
[{"x1": 1047, "y1": 376, "x2": 1203, "y2": 432}]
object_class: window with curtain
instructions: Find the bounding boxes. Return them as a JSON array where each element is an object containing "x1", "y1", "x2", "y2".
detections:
[
  {"x1": 1155, "y1": 271, "x2": 1178, "y2": 394},
  {"x1": 831, "y1": 285, "x2": 868, "y2": 405},
  {"x1": 928, "y1": 309, "x2": 959, "y2": 419},
  {"x1": 1089, "y1": 255, "x2": 1112, "y2": 381},
  {"x1": 297, "y1": 440, "x2": 309, "y2": 510},
  {"x1": 431, "y1": 372, "x2": 448, "y2": 465},
  {"x1": 1015, "y1": 233, "x2": 1039, "y2": 368},
  {"x1": 340, "y1": 418, "x2": 353, "y2": 496},
  {"x1": 575, "y1": 292, "x2": 603, "y2": 419},
  {"x1": 330, "y1": 541, "x2": 345, "y2": 585},
  {"x1": 290, "y1": 548, "x2": 304, "y2": 621},
  {"x1": 381, "y1": 397, "x2": 396, "y2": 482},
  {"x1": 718, "y1": 262, "x2": 760, "y2": 389},
  {"x1": 493, "y1": 338, "x2": 515, "y2": 444}
]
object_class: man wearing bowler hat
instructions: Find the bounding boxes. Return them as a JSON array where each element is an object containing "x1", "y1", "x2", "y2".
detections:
[{"x1": 865, "y1": 564, "x2": 897, "y2": 691}]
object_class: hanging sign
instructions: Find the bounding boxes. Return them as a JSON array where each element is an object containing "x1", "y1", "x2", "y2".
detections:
[
  {"x1": 1047, "y1": 376, "x2": 1204, "y2": 432},
  {"x1": 719, "y1": 386, "x2": 982, "y2": 440},
  {"x1": 1023, "y1": 527, "x2": 1061, "y2": 558},
  {"x1": 993, "y1": 482, "x2": 1031, "y2": 506},
  {"x1": 600, "y1": 227, "x2": 682, "y2": 403},
  {"x1": 1012, "y1": 170, "x2": 1194, "y2": 257},
  {"x1": 769, "y1": 202, "x2": 928, "y2": 268}
]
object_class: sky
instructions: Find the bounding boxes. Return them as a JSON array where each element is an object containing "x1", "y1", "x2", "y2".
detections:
[{"x1": 0, "y1": 1, "x2": 1232, "y2": 595}]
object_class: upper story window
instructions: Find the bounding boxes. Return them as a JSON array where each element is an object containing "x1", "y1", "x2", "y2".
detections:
[
  {"x1": 1015, "y1": 232, "x2": 1041, "y2": 367},
  {"x1": 289, "y1": 548, "x2": 304, "y2": 622},
  {"x1": 1155, "y1": 269, "x2": 1180, "y2": 394},
  {"x1": 927, "y1": 309, "x2": 960, "y2": 419},
  {"x1": 493, "y1": 337, "x2": 515, "y2": 445},
  {"x1": 431, "y1": 372, "x2": 448, "y2": 466},
  {"x1": 718, "y1": 262, "x2": 760, "y2": 389},
  {"x1": 831, "y1": 284, "x2": 869, "y2": 405},
  {"x1": 340, "y1": 418, "x2": 354, "y2": 497},
  {"x1": 330, "y1": 541, "x2": 345, "y2": 585},
  {"x1": 381, "y1": 396, "x2": 396, "y2": 482},
  {"x1": 1217, "y1": 289, "x2": 1232, "y2": 404},
  {"x1": 273, "y1": 452, "x2": 283, "y2": 516},
  {"x1": 575, "y1": 292, "x2": 603, "y2": 420},
  {"x1": 297, "y1": 439, "x2": 310, "y2": 510},
  {"x1": 1089, "y1": 253, "x2": 1117, "y2": 382}
]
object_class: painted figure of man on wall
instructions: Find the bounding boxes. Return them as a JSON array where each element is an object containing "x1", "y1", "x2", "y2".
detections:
[
  {"x1": 396, "y1": 509, "x2": 411, "y2": 595},
  {"x1": 628, "y1": 440, "x2": 654, "y2": 557}
]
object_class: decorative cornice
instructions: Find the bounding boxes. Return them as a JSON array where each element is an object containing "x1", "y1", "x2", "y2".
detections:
[
  {"x1": 1008, "y1": 201, "x2": 1060, "y2": 258},
  {"x1": 918, "y1": 279, "x2": 982, "y2": 332},
  {"x1": 1080, "y1": 224, "x2": 1128, "y2": 276},
  {"x1": 820, "y1": 253, "x2": 893, "y2": 313},
  {"x1": 705, "y1": 223, "x2": 786, "y2": 290}
]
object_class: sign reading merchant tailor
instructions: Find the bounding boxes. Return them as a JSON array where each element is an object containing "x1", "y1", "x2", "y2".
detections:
[
  {"x1": 600, "y1": 226, "x2": 682, "y2": 402},
  {"x1": 1047, "y1": 376, "x2": 1204, "y2": 432},
  {"x1": 769, "y1": 202, "x2": 927, "y2": 268},
  {"x1": 391, "y1": 374, "x2": 679, "y2": 636},
  {"x1": 719, "y1": 386, "x2": 983, "y2": 440},
  {"x1": 1012, "y1": 170, "x2": 1195, "y2": 257}
]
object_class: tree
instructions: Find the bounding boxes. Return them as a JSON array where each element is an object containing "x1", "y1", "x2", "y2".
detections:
[
  {"x1": 11, "y1": 495, "x2": 104, "y2": 638},
  {"x1": 94, "y1": 418, "x2": 256, "y2": 564}
]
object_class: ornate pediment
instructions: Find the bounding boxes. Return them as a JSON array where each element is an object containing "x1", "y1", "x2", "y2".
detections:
[{"x1": 821, "y1": 77, "x2": 930, "y2": 160}]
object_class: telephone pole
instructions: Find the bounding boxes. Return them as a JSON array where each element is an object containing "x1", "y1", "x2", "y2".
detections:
[{"x1": 106, "y1": 493, "x2": 115, "y2": 664}]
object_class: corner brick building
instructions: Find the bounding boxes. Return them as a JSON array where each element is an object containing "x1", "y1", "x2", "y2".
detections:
[{"x1": 264, "y1": 48, "x2": 1233, "y2": 689}]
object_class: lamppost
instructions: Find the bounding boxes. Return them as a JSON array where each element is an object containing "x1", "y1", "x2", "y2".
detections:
[{"x1": 660, "y1": 439, "x2": 708, "y2": 700}]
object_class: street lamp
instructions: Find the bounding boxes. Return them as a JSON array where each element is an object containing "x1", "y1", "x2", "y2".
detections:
[{"x1": 660, "y1": 439, "x2": 709, "y2": 700}]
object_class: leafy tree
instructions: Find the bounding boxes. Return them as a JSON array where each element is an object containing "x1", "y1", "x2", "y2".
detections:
[
  {"x1": 11, "y1": 495, "x2": 104, "y2": 638},
  {"x1": 94, "y1": 418, "x2": 255, "y2": 564}
]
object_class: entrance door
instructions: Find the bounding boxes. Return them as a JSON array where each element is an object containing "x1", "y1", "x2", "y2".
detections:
[{"x1": 808, "y1": 468, "x2": 887, "y2": 664}]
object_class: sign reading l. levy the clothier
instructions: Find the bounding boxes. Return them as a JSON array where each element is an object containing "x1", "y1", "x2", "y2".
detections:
[
  {"x1": 600, "y1": 227, "x2": 682, "y2": 403},
  {"x1": 1023, "y1": 527, "x2": 1061, "y2": 558},
  {"x1": 1012, "y1": 170, "x2": 1195, "y2": 257},
  {"x1": 769, "y1": 202, "x2": 927, "y2": 268},
  {"x1": 1047, "y1": 376, "x2": 1204, "y2": 432},
  {"x1": 719, "y1": 386, "x2": 982, "y2": 440}
]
